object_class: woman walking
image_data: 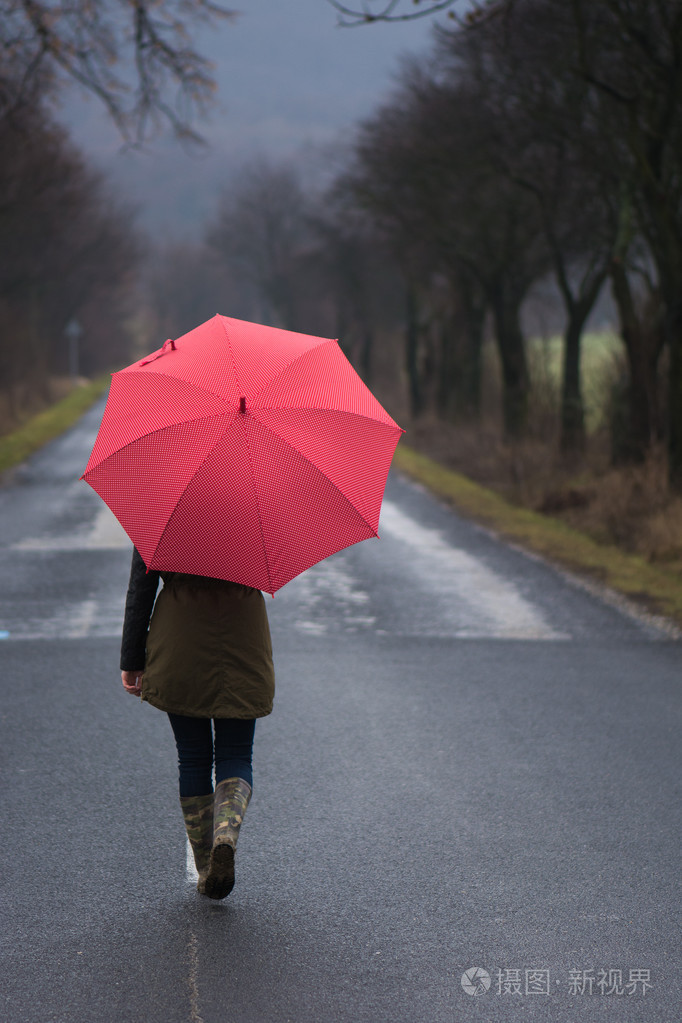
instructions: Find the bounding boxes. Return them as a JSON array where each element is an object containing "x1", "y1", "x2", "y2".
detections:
[{"x1": 120, "y1": 546, "x2": 275, "y2": 899}]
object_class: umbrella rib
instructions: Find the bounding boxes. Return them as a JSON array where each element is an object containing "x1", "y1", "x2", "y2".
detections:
[
  {"x1": 239, "y1": 415, "x2": 276, "y2": 594},
  {"x1": 144, "y1": 411, "x2": 240, "y2": 571},
  {"x1": 248, "y1": 337, "x2": 336, "y2": 406},
  {"x1": 218, "y1": 317, "x2": 265, "y2": 400},
  {"x1": 245, "y1": 340, "x2": 401, "y2": 429},
  {"x1": 213, "y1": 327, "x2": 385, "y2": 542},
  {"x1": 118, "y1": 367, "x2": 237, "y2": 406},
  {"x1": 87, "y1": 411, "x2": 236, "y2": 472},
  {"x1": 255, "y1": 405, "x2": 404, "y2": 430},
  {"x1": 255, "y1": 418, "x2": 382, "y2": 539},
  {"x1": 124, "y1": 342, "x2": 399, "y2": 429},
  {"x1": 146, "y1": 411, "x2": 276, "y2": 594}
]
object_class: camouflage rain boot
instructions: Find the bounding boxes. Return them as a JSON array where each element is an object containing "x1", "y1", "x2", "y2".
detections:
[
  {"x1": 204, "y1": 777, "x2": 252, "y2": 901},
  {"x1": 180, "y1": 792, "x2": 215, "y2": 895}
]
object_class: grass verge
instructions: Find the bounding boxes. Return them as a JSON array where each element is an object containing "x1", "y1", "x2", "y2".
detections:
[
  {"x1": 393, "y1": 444, "x2": 682, "y2": 629},
  {"x1": 0, "y1": 374, "x2": 110, "y2": 476}
]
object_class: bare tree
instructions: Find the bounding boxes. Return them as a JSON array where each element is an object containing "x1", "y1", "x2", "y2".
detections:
[
  {"x1": 568, "y1": 0, "x2": 682, "y2": 486},
  {"x1": 348, "y1": 63, "x2": 548, "y2": 434},
  {"x1": 305, "y1": 190, "x2": 405, "y2": 385},
  {"x1": 0, "y1": 101, "x2": 139, "y2": 409},
  {"x1": 438, "y1": 2, "x2": 622, "y2": 457},
  {"x1": 1, "y1": 0, "x2": 236, "y2": 141},
  {"x1": 207, "y1": 160, "x2": 313, "y2": 331},
  {"x1": 0, "y1": 1, "x2": 236, "y2": 422},
  {"x1": 147, "y1": 241, "x2": 246, "y2": 341},
  {"x1": 331, "y1": 0, "x2": 682, "y2": 486}
]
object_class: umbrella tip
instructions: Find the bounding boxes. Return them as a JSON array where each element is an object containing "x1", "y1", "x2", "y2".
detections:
[{"x1": 239, "y1": 396, "x2": 246, "y2": 413}]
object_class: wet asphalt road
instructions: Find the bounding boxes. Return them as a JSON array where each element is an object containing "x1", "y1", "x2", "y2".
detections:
[{"x1": 0, "y1": 399, "x2": 680, "y2": 1023}]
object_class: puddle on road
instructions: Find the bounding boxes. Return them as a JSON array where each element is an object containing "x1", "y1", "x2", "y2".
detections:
[
  {"x1": 378, "y1": 500, "x2": 570, "y2": 640},
  {"x1": 4, "y1": 495, "x2": 576, "y2": 643},
  {"x1": 272, "y1": 558, "x2": 376, "y2": 637}
]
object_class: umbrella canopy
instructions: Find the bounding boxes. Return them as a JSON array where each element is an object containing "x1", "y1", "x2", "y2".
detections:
[{"x1": 81, "y1": 315, "x2": 403, "y2": 594}]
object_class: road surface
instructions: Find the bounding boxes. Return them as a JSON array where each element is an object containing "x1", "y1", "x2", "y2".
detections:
[{"x1": 0, "y1": 399, "x2": 680, "y2": 1022}]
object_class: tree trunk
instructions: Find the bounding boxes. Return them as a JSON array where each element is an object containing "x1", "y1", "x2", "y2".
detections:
[
  {"x1": 559, "y1": 310, "x2": 587, "y2": 458},
  {"x1": 436, "y1": 297, "x2": 485, "y2": 423},
  {"x1": 491, "y1": 293, "x2": 529, "y2": 438},
  {"x1": 436, "y1": 318, "x2": 459, "y2": 422},
  {"x1": 609, "y1": 262, "x2": 662, "y2": 463},
  {"x1": 28, "y1": 284, "x2": 50, "y2": 403},
  {"x1": 634, "y1": 159, "x2": 682, "y2": 489},
  {"x1": 359, "y1": 324, "x2": 373, "y2": 385},
  {"x1": 666, "y1": 297, "x2": 682, "y2": 491},
  {"x1": 405, "y1": 285, "x2": 425, "y2": 417},
  {"x1": 461, "y1": 286, "x2": 486, "y2": 418},
  {"x1": 556, "y1": 262, "x2": 607, "y2": 457}
]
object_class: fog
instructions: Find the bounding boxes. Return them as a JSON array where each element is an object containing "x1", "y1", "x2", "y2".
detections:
[{"x1": 58, "y1": 0, "x2": 434, "y2": 235}]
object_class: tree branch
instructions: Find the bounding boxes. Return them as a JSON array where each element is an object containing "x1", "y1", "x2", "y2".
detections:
[
  {"x1": 2, "y1": 1, "x2": 237, "y2": 141},
  {"x1": 328, "y1": 0, "x2": 461, "y2": 26}
]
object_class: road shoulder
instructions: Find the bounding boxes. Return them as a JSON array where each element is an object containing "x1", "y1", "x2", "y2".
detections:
[{"x1": 393, "y1": 444, "x2": 682, "y2": 633}]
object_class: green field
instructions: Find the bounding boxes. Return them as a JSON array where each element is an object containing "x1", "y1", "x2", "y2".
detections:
[{"x1": 525, "y1": 328, "x2": 622, "y2": 432}]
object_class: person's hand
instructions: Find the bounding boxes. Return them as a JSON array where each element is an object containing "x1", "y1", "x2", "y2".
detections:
[{"x1": 121, "y1": 670, "x2": 143, "y2": 696}]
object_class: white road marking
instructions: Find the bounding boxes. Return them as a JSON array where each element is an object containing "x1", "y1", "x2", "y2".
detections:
[
  {"x1": 13, "y1": 503, "x2": 129, "y2": 551},
  {"x1": 186, "y1": 838, "x2": 198, "y2": 884},
  {"x1": 378, "y1": 500, "x2": 569, "y2": 640},
  {"x1": 0, "y1": 596, "x2": 124, "y2": 641},
  {"x1": 5, "y1": 497, "x2": 567, "y2": 642},
  {"x1": 187, "y1": 931, "x2": 204, "y2": 1023},
  {"x1": 4, "y1": 503, "x2": 129, "y2": 640}
]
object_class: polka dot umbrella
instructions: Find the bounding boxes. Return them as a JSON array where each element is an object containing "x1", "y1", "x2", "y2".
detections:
[{"x1": 81, "y1": 315, "x2": 404, "y2": 594}]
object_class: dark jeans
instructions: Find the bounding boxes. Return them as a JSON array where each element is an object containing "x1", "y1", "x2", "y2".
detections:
[{"x1": 167, "y1": 713, "x2": 256, "y2": 797}]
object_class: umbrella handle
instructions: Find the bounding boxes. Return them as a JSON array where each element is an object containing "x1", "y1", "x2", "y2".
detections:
[{"x1": 140, "y1": 338, "x2": 177, "y2": 366}]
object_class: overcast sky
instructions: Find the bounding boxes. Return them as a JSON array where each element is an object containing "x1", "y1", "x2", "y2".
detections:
[{"x1": 59, "y1": 1, "x2": 438, "y2": 236}]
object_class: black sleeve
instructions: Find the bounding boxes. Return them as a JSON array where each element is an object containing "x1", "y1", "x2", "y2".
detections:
[{"x1": 120, "y1": 547, "x2": 161, "y2": 671}]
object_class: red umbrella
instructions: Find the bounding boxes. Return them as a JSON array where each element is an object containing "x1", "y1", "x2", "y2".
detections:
[{"x1": 81, "y1": 315, "x2": 403, "y2": 594}]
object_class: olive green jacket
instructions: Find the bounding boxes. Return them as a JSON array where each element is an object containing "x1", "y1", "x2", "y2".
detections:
[{"x1": 120, "y1": 548, "x2": 274, "y2": 719}]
